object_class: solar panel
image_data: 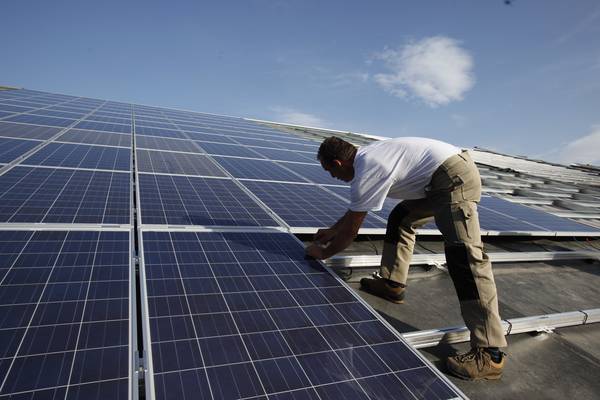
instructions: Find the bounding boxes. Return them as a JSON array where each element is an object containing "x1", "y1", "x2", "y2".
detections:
[
  {"x1": 479, "y1": 196, "x2": 600, "y2": 233},
  {"x1": 84, "y1": 114, "x2": 132, "y2": 125},
  {"x1": 0, "y1": 138, "x2": 42, "y2": 163},
  {"x1": 326, "y1": 187, "x2": 600, "y2": 235},
  {"x1": 279, "y1": 162, "x2": 349, "y2": 186},
  {"x1": 56, "y1": 129, "x2": 132, "y2": 148},
  {"x1": 22, "y1": 143, "x2": 131, "y2": 171},
  {"x1": 195, "y1": 142, "x2": 264, "y2": 158},
  {"x1": 135, "y1": 120, "x2": 177, "y2": 130},
  {"x1": 180, "y1": 124, "x2": 297, "y2": 142},
  {"x1": 136, "y1": 149, "x2": 226, "y2": 177},
  {"x1": 273, "y1": 141, "x2": 320, "y2": 153},
  {"x1": 247, "y1": 147, "x2": 317, "y2": 163},
  {"x1": 5, "y1": 114, "x2": 76, "y2": 127},
  {"x1": 1, "y1": 100, "x2": 51, "y2": 109},
  {"x1": 0, "y1": 230, "x2": 131, "y2": 399},
  {"x1": 73, "y1": 121, "x2": 131, "y2": 134},
  {"x1": 214, "y1": 157, "x2": 308, "y2": 183},
  {"x1": 137, "y1": 173, "x2": 278, "y2": 226},
  {"x1": 135, "y1": 126, "x2": 185, "y2": 139},
  {"x1": 0, "y1": 121, "x2": 63, "y2": 140},
  {"x1": 136, "y1": 135, "x2": 201, "y2": 153},
  {"x1": 29, "y1": 109, "x2": 87, "y2": 119},
  {"x1": 228, "y1": 136, "x2": 287, "y2": 148},
  {"x1": 0, "y1": 104, "x2": 34, "y2": 113},
  {"x1": 0, "y1": 166, "x2": 130, "y2": 224},
  {"x1": 240, "y1": 181, "x2": 385, "y2": 229},
  {"x1": 140, "y1": 231, "x2": 462, "y2": 400},
  {"x1": 184, "y1": 131, "x2": 238, "y2": 144}
]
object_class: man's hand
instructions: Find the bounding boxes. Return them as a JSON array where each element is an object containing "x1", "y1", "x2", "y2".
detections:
[
  {"x1": 313, "y1": 228, "x2": 336, "y2": 245},
  {"x1": 305, "y1": 243, "x2": 326, "y2": 260}
]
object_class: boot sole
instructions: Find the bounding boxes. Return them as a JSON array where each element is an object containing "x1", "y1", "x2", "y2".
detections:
[
  {"x1": 447, "y1": 368, "x2": 502, "y2": 381},
  {"x1": 360, "y1": 286, "x2": 404, "y2": 304}
]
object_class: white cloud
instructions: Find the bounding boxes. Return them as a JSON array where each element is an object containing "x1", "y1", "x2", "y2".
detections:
[
  {"x1": 373, "y1": 36, "x2": 475, "y2": 107},
  {"x1": 269, "y1": 106, "x2": 327, "y2": 127},
  {"x1": 330, "y1": 72, "x2": 370, "y2": 87},
  {"x1": 557, "y1": 126, "x2": 600, "y2": 165}
]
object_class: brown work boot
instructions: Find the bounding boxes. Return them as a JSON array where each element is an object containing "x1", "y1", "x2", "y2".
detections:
[
  {"x1": 359, "y1": 276, "x2": 405, "y2": 304},
  {"x1": 446, "y1": 347, "x2": 505, "y2": 380}
]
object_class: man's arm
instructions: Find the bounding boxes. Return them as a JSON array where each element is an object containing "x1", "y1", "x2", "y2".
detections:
[{"x1": 305, "y1": 210, "x2": 367, "y2": 259}]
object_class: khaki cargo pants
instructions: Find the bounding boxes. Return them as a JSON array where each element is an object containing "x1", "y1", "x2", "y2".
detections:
[{"x1": 380, "y1": 151, "x2": 507, "y2": 348}]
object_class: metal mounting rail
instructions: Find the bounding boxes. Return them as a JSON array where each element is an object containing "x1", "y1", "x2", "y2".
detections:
[
  {"x1": 325, "y1": 250, "x2": 600, "y2": 269},
  {"x1": 402, "y1": 308, "x2": 600, "y2": 349}
]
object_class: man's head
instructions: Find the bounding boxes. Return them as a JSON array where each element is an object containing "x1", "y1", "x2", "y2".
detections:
[{"x1": 317, "y1": 136, "x2": 357, "y2": 182}]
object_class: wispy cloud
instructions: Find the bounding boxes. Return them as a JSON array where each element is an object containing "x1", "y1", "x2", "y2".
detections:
[
  {"x1": 554, "y1": 5, "x2": 600, "y2": 45},
  {"x1": 372, "y1": 36, "x2": 475, "y2": 107},
  {"x1": 329, "y1": 72, "x2": 370, "y2": 87},
  {"x1": 555, "y1": 126, "x2": 600, "y2": 165},
  {"x1": 269, "y1": 106, "x2": 327, "y2": 127}
]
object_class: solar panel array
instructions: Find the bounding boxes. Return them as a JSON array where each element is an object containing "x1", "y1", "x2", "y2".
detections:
[
  {"x1": 0, "y1": 89, "x2": 134, "y2": 399},
  {"x1": 2, "y1": 87, "x2": 598, "y2": 399}
]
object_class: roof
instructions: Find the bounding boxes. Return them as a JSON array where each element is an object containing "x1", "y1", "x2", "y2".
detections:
[
  {"x1": 0, "y1": 86, "x2": 598, "y2": 399},
  {"x1": 263, "y1": 121, "x2": 600, "y2": 400}
]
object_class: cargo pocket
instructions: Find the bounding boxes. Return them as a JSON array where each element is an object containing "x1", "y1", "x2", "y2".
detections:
[
  {"x1": 435, "y1": 202, "x2": 479, "y2": 244},
  {"x1": 457, "y1": 203, "x2": 473, "y2": 240}
]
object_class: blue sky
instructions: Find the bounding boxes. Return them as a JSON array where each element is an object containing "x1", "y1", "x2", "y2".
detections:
[{"x1": 2, "y1": 0, "x2": 599, "y2": 164}]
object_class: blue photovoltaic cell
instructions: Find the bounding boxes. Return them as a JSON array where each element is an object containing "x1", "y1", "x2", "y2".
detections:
[
  {"x1": 22, "y1": 143, "x2": 130, "y2": 171},
  {"x1": 138, "y1": 173, "x2": 278, "y2": 226},
  {"x1": 5, "y1": 114, "x2": 76, "y2": 127},
  {"x1": 326, "y1": 186, "x2": 599, "y2": 234},
  {"x1": 180, "y1": 124, "x2": 295, "y2": 143},
  {"x1": 29, "y1": 109, "x2": 86, "y2": 119},
  {"x1": 478, "y1": 196, "x2": 600, "y2": 233},
  {"x1": 141, "y1": 231, "x2": 462, "y2": 400},
  {"x1": 214, "y1": 157, "x2": 307, "y2": 183},
  {"x1": 248, "y1": 147, "x2": 317, "y2": 163},
  {"x1": 241, "y1": 181, "x2": 385, "y2": 228},
  {"x1": 0, "y1": 138, "x2": 42, "y2": 163},
  {"x1": 0, "y1": 121, "x2": 63, "y2": 140},
  {"x1": 136, "y1": 135, "x2": 201, "y2": 153},
  {"x1": 272, "y1": 141, "x2": 320, "y2": 153},
  {"x1": 227, "y1": 136, "x2": 285, "y2": 148},
  {"x1": 227, "y1": 134, "x2": 317, "y2": 150},
  {"x1": 0, "y1": 230, "x2": 130, "y2": 399},
  {"x1": 323, "y1": 186, "x2": 415, "y2": 229},
  {"x1": 56, "y1": 129, "x2": 131, "y2": 148},
  {"x1": 136, "y1": 150, "x2": 226, "y2": 177},
  {"x1": 134, "y1": 116, "x2": 171, "y2": 125},
  {"x1": 0, "y1": 166, "x2": 130, "y2": 224},
  {"x1": 73, "y1": 121, "x2": 132, "y2": 134},
  {"x1": 1, "y1": 100, "x2": 50, "y2": 108},
  {"x1": 179, "y1": 130, "x2": 237, "y2": 144},
  {"x1": 84, "y1": 115, "x2": 132, "y2": 125},
  {"x1": 46, "y1": 105, "x2": 90, "y2": 114},
  {"x1": 195, "y1": 142, "x2": 264, "y2": 158},
  {"x1": 135, "y1": 126, "x2": 186, "y2": 139},
  {"x1": 279, "y1": 162, "x2": 349, "y2": 186},
  {"x1": 135, "y1": 120, "x2": 177, "y2": 130},
  {"x1": 0, "y1": 104, "x2": 34, "y2": 113}
]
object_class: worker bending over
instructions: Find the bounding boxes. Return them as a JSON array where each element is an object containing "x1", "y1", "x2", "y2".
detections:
[{"x1": 305, "y1": 136, "x2": 507, "y2": 380}]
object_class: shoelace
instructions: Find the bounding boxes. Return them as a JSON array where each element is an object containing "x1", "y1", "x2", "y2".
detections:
[{"x1": 455, "y1": 348, "x2": 487, "y2": 371}]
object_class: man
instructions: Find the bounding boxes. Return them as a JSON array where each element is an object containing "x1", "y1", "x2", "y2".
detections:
[{"x1": 305, "y1": 136, "x2": 507, "y2": 380}]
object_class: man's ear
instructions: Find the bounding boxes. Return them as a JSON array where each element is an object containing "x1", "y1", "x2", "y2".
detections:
[{"x1": 332, "y1": 159, "x2": 343, "y2": 168}]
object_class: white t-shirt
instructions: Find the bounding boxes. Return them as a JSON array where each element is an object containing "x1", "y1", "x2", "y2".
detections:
[{"x1": 349, "y1": 137, "x2": 461, "y2": 211}]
